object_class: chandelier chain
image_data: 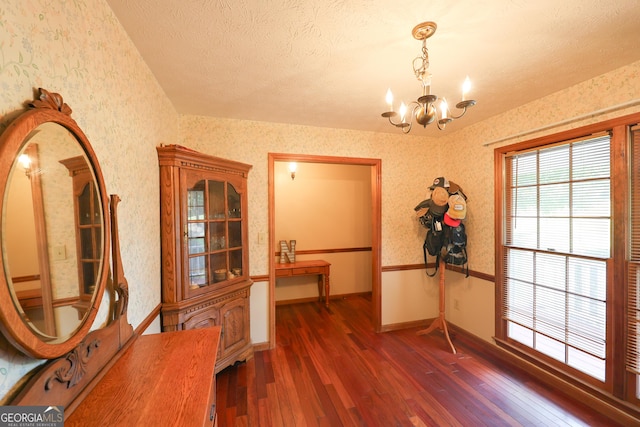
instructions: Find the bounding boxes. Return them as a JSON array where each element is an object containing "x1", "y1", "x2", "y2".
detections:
[{"x1": 413, "y1": 40, "x2": 429, "y2": 83}]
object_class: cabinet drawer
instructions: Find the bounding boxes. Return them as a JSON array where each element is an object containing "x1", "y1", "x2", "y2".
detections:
[
  {"x1": 293, "y1": 267, "x2": 323, "y2": 275},
  {"x1": 275, "y1": 269, "x2": 292, "y2": 277},
  {"x1": 183, "y1": 306, "x2": 218, "y2": 330}
]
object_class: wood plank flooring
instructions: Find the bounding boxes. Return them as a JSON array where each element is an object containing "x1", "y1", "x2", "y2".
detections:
[{"x1": 216, "y1": 294, "x2": 626, "y2": 426}]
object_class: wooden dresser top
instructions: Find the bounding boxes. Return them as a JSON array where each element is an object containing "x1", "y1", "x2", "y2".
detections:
[{"x1": 67, "y1": 326, "x2": 221, "y2": 426}]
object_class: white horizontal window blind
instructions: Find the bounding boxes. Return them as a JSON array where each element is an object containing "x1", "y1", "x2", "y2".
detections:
[
  {"x1": 628, "y1": 126, "x2": 640, "y2": 384},
  {"x1": 503, "y1": 133, "x2": 611, "y2": 381}
]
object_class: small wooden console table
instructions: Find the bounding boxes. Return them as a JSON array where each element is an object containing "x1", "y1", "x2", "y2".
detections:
[{"x1": 275, "y1": 260, "x2": 331, "y2": 307}]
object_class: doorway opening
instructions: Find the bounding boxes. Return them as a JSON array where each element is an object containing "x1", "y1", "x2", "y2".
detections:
[{"x1": 267, "y1": 153, "x2": 382, "y2": 348}]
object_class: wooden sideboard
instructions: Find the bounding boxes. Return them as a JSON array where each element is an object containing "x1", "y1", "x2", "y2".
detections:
[
  {"x1": 66, "y1": 327, "x2": 221, "y2": 426},
  {"x1": 275, "y1": 260, "x2": 331, "y2": 307}
]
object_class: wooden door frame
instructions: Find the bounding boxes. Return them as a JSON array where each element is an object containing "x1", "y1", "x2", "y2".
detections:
[{"x1": 268, "y1": 153, "x2": 382, "y2": 348}]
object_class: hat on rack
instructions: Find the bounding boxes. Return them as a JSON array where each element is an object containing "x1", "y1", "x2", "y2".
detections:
[
  {"x1": 447, "y1": 193, "x2": 467, "y2": 220},
  {"x1": 447, "y1": 180, "x2": 462, "y2": 195},
  {"x1": 414, "y1": 199, "x2": 430, "y2": 211},
  {"x1": 429, "y1": 177, "x2": 450, "y2": 190},
  {"x1": 429, "y1": 186, "x2": 449, "y2": 215},
  {"x1": 415, "y1": 207, "x2": 429, "y2": 217},
  {"x1": 444, "y1": 212, "x2": 461, "y2": 227}
]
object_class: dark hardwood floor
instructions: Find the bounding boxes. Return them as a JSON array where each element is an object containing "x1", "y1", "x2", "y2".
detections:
[{"x1": 216, "y1": 294, "x2": 627, "y2": 426}]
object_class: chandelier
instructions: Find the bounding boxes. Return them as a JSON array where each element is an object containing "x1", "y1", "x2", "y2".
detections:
[{"x1": 381, "y1": 21, "x2": 476, "y2": 133}]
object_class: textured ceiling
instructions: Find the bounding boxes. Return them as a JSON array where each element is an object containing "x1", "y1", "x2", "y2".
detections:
[{"x1": 106, "y1": 0, "x2": 640, "y2": 136}]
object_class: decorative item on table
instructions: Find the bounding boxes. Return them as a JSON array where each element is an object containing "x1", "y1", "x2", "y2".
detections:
[
  {"x1": 214, "y1": 269, "x2": 227, "y2": 282},
  {"x1": 279, "y1": 239, "x2": 296, "y2": 263}
]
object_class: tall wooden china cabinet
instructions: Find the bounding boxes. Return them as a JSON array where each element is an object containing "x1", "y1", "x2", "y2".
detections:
[{"x1": 157, "y1": 145, "x2": 253, "y2": 372}]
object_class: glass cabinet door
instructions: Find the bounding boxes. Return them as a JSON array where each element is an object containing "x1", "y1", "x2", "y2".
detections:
[{"x1": 184, "y1": 174, "x2": 244, "y2": 292}]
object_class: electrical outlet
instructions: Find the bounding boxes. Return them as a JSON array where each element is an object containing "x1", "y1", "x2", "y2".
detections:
[{"x1": 454, "y1": 299, "x2": 460, "y2": 310}]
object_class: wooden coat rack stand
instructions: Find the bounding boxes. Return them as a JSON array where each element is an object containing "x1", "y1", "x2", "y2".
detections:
[{"x1": 417, "y1": 257, "x2": 456, "y2": 354}]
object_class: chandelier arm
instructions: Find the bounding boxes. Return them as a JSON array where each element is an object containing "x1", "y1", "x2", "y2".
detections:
[
  {"x1": 409, "y1": 103, "x2": 424, "y2": 132},
  {"x1": 437, "y1": 117, "x2": 453, "y2": 131},
  {"x1": 387, "y1": 114, "x2": 412, "y2": 132},
  {"x1": 402, "y1": 103, "x2": 426, "y2": 133},
  {"x1": 387, "y1": 115, "x2": 403, "y2": 127},
  {"x1": 387, "y1": 101, "x2": 423, "y2": 130},
  {"x1": 448, "y1": 106, "x2": 468, "y2": 120},
  {"x1": 408, "y1": 101, "x2": 423, "y2": 111}
]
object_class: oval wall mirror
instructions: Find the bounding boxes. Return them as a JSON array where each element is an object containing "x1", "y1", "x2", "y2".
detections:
[{"x1": 0, "y1": 89, "x2": 110, "y2": 359}]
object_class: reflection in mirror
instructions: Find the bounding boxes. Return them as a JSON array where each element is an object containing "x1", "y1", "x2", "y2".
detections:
[
  {"x1": 2, "y1": 122, "x2": 103, "y2": 343},
  {"x1": 59, "y1": 154, "x2": 102, "y2": 317}
]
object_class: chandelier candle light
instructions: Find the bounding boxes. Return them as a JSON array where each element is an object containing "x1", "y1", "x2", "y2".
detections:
[{"x1": 382, "y1": 21, "x2": 476, "y2": 133}]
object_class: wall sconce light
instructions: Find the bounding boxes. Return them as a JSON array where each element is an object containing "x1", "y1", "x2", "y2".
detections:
[{"x1": 289, "y1": 162, "x2": 297, "y2": 180}]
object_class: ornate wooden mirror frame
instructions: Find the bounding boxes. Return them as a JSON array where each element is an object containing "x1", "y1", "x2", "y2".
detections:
[{"x1": 0, "y1": 89, "x2": 133, "y2": 411}]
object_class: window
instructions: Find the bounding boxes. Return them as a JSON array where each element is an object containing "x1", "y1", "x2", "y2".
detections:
[
  {"x1": 503, "y1": 134, "x2": 610, "y2": 381},
  {"x1": 495, "y1": 112, "x2": 640, "y2": 410}
]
